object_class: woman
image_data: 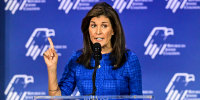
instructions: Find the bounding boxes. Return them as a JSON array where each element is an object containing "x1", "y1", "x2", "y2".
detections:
[{"x1": 43, "y1": 2, "x2": 142, "y2": 96}]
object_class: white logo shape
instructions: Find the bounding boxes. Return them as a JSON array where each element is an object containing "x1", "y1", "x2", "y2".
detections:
[
  {"x1": 4, "y1": 74, "x2": 34, "y2": 100},
  {"x1": 112, "y1": 0, "x2": 128, "y2": 13},
  {"x1": 25, "y1": 28, "x2": 67, "y2": 61},
  {"x1": 165, "y1": 0, "x2": 187, "y2": 13},
  {"x1": 165, "y1": 73, "x2": 195, "y2": 100},
  {"x1": 25, "y1": 28, "x2": 55, "y2": 60},
  {"x1": 112, "y1": 0, "x2": 153, "y2": 13},
  {"x1": 58, "y1": 0, "x2": 83, "y2": 14},
  {"x1": 5, "y1": 0, "x2": 46, "y2": 14},
  {"x1": 4, "y1": 0, "x2": 27, "y2": 14},
  {"x1": 144, "y1": 27, "x2": 174, "y2": 59}
]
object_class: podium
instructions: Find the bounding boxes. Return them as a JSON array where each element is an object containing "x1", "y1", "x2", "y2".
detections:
[{"x1": 34, "y1": 95, "x2": 153, "y2": 100}]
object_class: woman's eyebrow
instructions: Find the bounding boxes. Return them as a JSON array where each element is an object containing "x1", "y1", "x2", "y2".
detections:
[
  {"x1": 90, "y1": 21, "x2": 108, "y2": 23},
  {"x1": 90, "y1": 21, "x2": 95, "y2": 23}
]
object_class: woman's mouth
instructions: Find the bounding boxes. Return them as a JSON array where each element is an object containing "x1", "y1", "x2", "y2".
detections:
[{"x1": 95, "y1": 38, "x2": 104, "y2": 41}]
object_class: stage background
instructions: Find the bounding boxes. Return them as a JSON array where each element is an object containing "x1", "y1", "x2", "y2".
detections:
[
  {"x1": 1, "y1": 0, "x2": 5, "y2": 99},
  {"x1": 1, "y1": 0, "x2": 200, "y2": 99}
]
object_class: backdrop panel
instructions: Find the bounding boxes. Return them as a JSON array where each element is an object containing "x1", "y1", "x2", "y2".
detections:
[{"x1": 2, "y1": 0, "x2": 200, "y2": 99}]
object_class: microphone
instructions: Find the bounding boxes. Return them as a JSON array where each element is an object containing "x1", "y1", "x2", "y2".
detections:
[
  {"x1": 92, "y1": 43, "x2": 102, "y2": 61},
  {"x1": 91, "y1": 43, "x2": 102, "y2": 95}
]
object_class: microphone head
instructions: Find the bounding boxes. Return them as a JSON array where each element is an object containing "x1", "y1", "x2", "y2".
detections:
[
  {"x1": 92, "y1": 43, "x2": 102, "y2": 60},
  {"x1": 93, "y1": 43, "x2": 101, "y2": 52}
]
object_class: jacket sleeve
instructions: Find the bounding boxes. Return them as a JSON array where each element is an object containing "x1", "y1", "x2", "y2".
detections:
[
  {"x1": 58, "y1": 52, "x2": 78, "y2": 96},
  {"x1": 127, "y1": 52, "x2": 143, "y2": 95}
]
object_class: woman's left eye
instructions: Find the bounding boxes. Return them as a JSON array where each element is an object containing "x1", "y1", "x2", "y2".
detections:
[{"x1": 102, "y1": 25, "x2": 107, "y2": 28}]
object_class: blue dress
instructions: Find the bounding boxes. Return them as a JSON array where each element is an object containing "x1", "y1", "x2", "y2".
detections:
[{"x1": 58, "y1": 50, "x2": 142, "y2": 95}]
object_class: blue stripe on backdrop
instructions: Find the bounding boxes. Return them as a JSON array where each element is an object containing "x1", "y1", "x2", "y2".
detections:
[
  {"x1": 3, "y1": 0, "x2": 200, "y2": 99},
  {"x1": 0, "y1": 0, "x2": 5, "y2": 99}
]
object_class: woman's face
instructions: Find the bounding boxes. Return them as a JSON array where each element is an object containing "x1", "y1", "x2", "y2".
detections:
[{"x1": 89, "y1": 15, "x2": 114, "y2": 49}]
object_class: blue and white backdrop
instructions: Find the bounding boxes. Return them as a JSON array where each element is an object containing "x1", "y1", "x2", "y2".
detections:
[{"x1": 2, "y1": 0, "x2": 200, "y2": 99}]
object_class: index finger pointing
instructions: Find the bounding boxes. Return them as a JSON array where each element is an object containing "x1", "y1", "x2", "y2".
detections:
[{"x1": 48, "y1": 37, "x2": 54, "y2": 49}]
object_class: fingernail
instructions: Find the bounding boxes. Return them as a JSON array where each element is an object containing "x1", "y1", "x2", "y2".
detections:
[{"x1": 51, "y1": 53, "x2": 53, "y2": 57}]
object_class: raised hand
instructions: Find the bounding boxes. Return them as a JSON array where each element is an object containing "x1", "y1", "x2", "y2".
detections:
[{"x1": 43, "y1": 37, "x2": 58, "y2": 71}]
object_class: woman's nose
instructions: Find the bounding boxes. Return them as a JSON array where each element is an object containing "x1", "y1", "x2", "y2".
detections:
[{"x1": 96, "y1": 27, "x2": 102, "y2": 35}]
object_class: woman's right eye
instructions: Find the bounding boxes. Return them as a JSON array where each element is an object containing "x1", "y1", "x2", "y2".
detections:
[{"x1": 91, "y1": 24, "x2": 96, "y2": 28}]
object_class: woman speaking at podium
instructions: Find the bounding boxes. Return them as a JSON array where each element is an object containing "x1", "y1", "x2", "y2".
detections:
[{"x1": 43, "y1": 2, "x2": 142, "y2": 96}]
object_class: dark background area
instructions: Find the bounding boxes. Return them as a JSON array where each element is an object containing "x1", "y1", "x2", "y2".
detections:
[{"x1": 0, "y1": 0, "x2": 5, "y2": 99}]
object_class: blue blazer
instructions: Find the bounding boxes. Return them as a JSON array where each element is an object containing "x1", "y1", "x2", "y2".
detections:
[{"x1": 58, "y1": 50, "x2": 142, "y2": 95}]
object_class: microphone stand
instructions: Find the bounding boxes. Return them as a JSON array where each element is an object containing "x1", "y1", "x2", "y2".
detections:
[
  {"x1": 90, "y1": 43, "x2": 102, "y2": 96},
  {"x1": 91, "y1": 59, "x2": 100, "y2": 95}
]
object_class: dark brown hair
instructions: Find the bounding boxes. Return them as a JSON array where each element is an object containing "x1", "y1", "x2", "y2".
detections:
[{"x1": 77, "y1": 2, "x2": 127, "y2": 69}]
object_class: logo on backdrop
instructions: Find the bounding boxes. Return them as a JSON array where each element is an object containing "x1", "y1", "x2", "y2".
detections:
[
  {"x1": 4, "y1": 0, "x2": 46, "y2": 14},
  {"x1": 165, "y1": 0, "x2": 200, "y2": 13},
  {"x1": 112, "y1": 0, "x2": 154, "y2": 13},
  {"x1": 165, "y1": 73, "x2": 200, "y2": 99},
  {"x1": 4, "y1": 74, "x2": 46, "y2": 100},
  {"x1": 58, "y1": 0, "x2": 100, "y2": 14},
  {"x1": 25, "y1": 28, "x2": 67, "y2": 60},
  {"x1": 144, "y1": 27, "x2": 186, "y2": 59},
  {"x1": 58, "y1": 0, "x2": 154, "y2": 14}
]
